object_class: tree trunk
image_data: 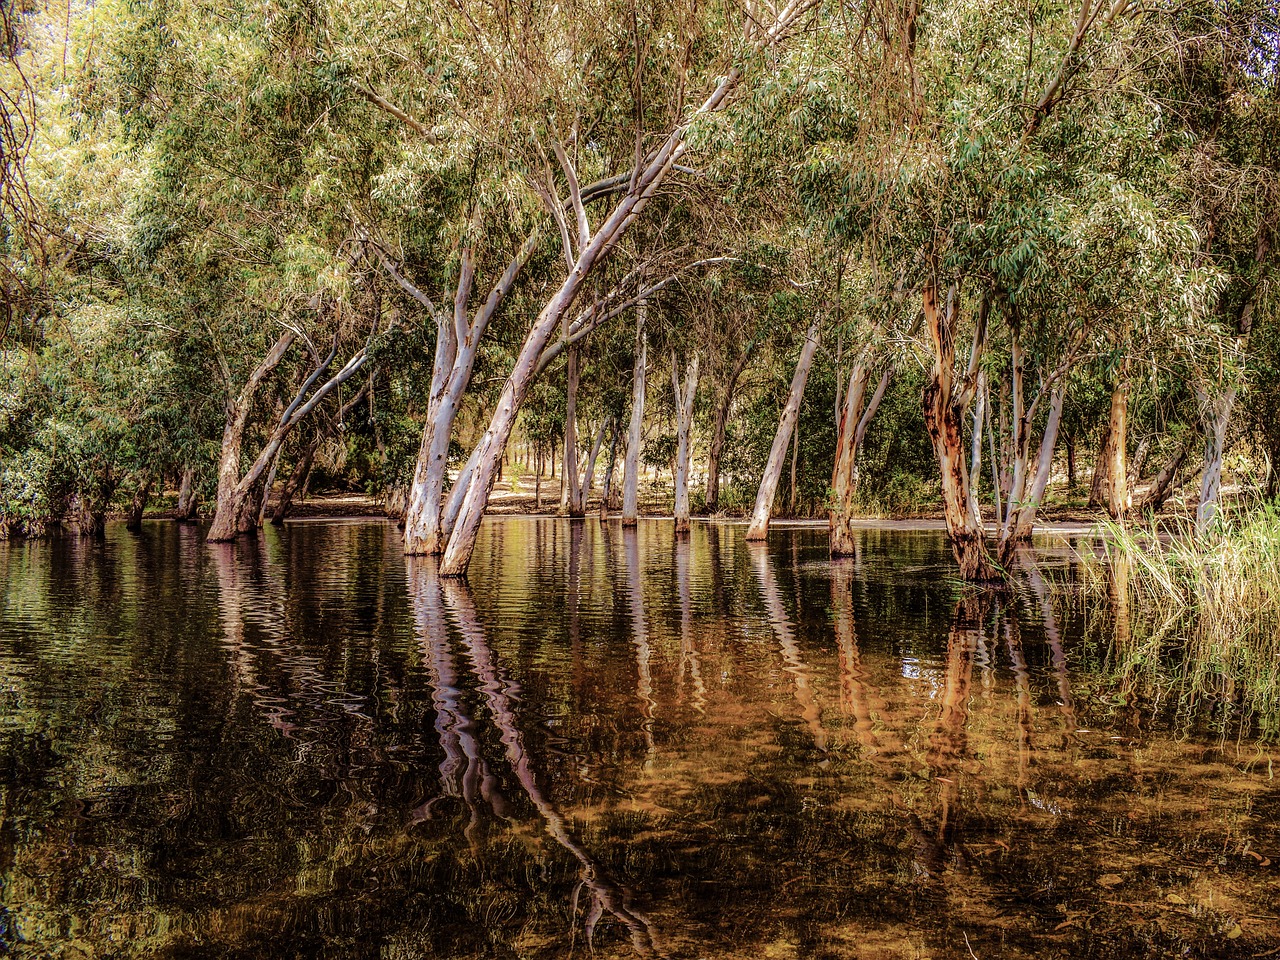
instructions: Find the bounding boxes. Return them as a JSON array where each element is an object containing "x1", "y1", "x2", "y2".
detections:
[
  {"x1": 1065, "y1": 433, "x2": 1076, "y2": 488},
  {"x1": 1105, "y1": 374, "x2": 1131, "y2": 520},
  {"x1": 1137, "y1": 431, "x2": 1195, "y2": 513},
  {"x1": 599, "y1": 424, "x2": 620, "y2": 520},
  {"x1": 745, "y1": 318, "x2": 821, "y2": 541},
  {"x1": 563, "y1": 345, "x2": 584, "y2": 516},
  {"x1": 125, "y1": 475, "x2": 152, "y2": 532},
  {"x1": 998, "y1": 384, "x2": 1066, "y2": 564},
  {"x1": 671, "y1": 353, "x2": 699, "y2": 534},
  {"x1": 919, "y1": 283, "x2": 998, "y2": 581},
  {"x1": 622, "y1": 305, "x2": 648, "y2": 527},
  {"x1": 1196, "y1": 385, "x2": 1236, "y2": 535},
  {"x1": 207, "y1": 330, "x2": 296, "y2": 542},
  {"x1": 579, "y1": 419, "x2": 609, "y2": 515},
  {"x1": 1087, "y1": 423, "x2": 1111, "y2": 509},
  {"x1": 829, "y1": 363, "x2": 889, "y2": 557},
  {"x1": 270, "y1": 442, "x2": 317, "y2": 525},
  {"x1": 705, "y1": 347, "x2": 752, "y2": 513},
  {"x1": 176, "y1": 466, "x2": 199, "y2": 521}
]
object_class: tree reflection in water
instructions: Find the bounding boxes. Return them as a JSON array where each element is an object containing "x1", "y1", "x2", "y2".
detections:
[{"x1": 2, "y1": 520, "x2": 1278, "y2": 959}]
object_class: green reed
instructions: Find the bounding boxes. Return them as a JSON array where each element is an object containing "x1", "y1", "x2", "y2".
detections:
[{"x1": 1088, "y1": 502, "x2": 1280, "y2": 740}]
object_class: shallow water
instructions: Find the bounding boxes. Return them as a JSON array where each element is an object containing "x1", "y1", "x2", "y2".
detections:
[{"x1": 0, "y1": 519, "x2": 1277, "y2": 959}]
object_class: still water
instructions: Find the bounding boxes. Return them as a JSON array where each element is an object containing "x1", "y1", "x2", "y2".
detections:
[{"x1": 1, "y1": 519, "x2": 1277, "y2": 959}]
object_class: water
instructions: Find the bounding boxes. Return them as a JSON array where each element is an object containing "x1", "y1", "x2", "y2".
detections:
[{"x1": 0, "y1": 519, "x2": 1277, "y2": 958}]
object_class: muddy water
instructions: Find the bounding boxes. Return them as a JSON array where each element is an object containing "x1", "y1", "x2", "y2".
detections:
[{"x1": 0, "y1": 519, "x2": 1276, "y2": 959}]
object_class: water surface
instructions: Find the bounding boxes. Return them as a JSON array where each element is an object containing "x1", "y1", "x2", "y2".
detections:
[{"x1": 1, "y1": 519, "x2": 1277, "y2": 958}]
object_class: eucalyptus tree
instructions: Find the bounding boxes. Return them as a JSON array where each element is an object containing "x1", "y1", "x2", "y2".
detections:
[{"x1": 432, "y1": 0, "x2": 826, "y2": 577}]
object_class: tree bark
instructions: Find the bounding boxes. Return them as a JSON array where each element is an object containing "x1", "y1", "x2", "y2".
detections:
[
  {"x1": 998, "y1": 384, "x2": 1065, "y2": 564},
  {"x1": 599, "y1": 423, "x2": 620, "y2": 520},
  {"x1": 1105, "y1": 373, "x2": 1131, "y2": 520},
  {"x1": 270, "y1": 441, "x2": 317, "y2": 525},
  {"x1": 829, "y1": 350, "x2": 886, "y2": 557},
  {"x1": 563, "y1": 344, "x2": 584, "y2": 516},
  {"x1": 125, "y1": 475, "x2": 151, "y2": 532},
  {"x1": 622, "y1": 304, "x2": 648, "y2": 527},
  {"x1": 207, "y1": 330, "x2": 296, "y2": 541},
  {"x1": 176, "y1": 466, "x2": 199, "y2": 521},
  {"x1": 671, "y1": 353, "x2": 699, "y2": 534},
  {"x1": 920, "y1": 283, "x2": 998, "y2": 581},
  {"x1": 1137, "y1": 430, "x2": 1195, "y2": 513},
  {"x1": 1196, "y1": 385, "x2": 1236, "y2": 535},
  {"x1": 745, "y1": 318, "x2": 821, "y2": 541}
]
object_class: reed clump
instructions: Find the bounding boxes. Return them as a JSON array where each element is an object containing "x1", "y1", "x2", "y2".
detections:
[{"x1": 1092, "y1": 503, "x2": 1280, "y2": 738}]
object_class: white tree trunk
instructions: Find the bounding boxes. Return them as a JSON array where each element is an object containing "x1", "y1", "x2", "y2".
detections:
[
  {"x1": 1196, "y1": 385, "x2": 1236, "y2": 535},
  {"x1": 671, "y1": 353, "x2": 699, "y2": 533},
  {"x1": 745, "y1": 319, "x2": 821, "y2": 541},
  {"x1": 622, "y1": 305, "x2": 648, "y2": 527}
]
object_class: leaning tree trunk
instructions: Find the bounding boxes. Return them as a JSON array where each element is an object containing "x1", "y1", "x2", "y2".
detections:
[
  {"x1": 176, "y1": 467, "x2": 199, "y2": 521},
  {"x1": 622, "y1": 305, "x2": 648, "y2": 528},
  {"x1": 706, "y1": 347, "x2": 753, "y2": 512},
  {"x1": 745, "y1": 318, "x2": 821, "y2": 542},
  {"x1": 1196, "y1": 385, "x2": 1236, "y2": 535},
  {"x1": 271, "y1": 441, "x2": 317, "y2": 525},
  {"x1": 578, "y1": 419, "x2": 609, "y2": 516},
  {"x1": 435, "y1": 29, "x2": 815, "y2": 578},
  {"x1": 207, "y1": 330, "x2": 297, "y2": 542},
  {"x1": 671, "y1": 354, "x2": 699, "y2": 534},
  {"x1": 1137, "y1": 431, "x2": 1196, "y2": 513},
  {"x1": 920, "y1": 283, "x2": 998, "y2": 581}
]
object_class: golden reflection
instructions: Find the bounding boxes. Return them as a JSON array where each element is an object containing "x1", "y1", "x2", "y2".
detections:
[
  {"x1": 674, "y1": 533, "x2": 706, "y2": 713},
  {"x1": 622, "y1": 526, "x2": 657, "y2": 767},
  {"x1": 440, "y1": 577, "x2": 663, "y2": 958},
  {"x1": 749, "y1": 542, "x2": 828, "y2": 751}
]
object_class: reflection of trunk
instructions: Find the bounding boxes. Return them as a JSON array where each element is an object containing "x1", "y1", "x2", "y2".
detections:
[
  {"x1": 920, "y1": 283, "x2": 997, "y2": 580},
  {"x1": 748, "y1": 542, "x2": 827, "y2": 750},
  {"x1": 674, "y1": 535, "x2": 706, "y2": 712},
  {"x1": 671, "y1": 353, "x2": 699, "y2": 533},
  {"x1": 441, "y1": 578, "x2": 660, "y2": 956},
  {"x1": 125, "y1": 475, "x2": 152, "y2": 532},
  {"x1": 830, "y1": 356, "x2": 890, "y2": 557},
  {"x1": 622, "y1": 305, "x2": 647, "y2": 527},
  {"x1": 405, "y1": 557, "x2": 504, "y2": 837},
  {"x1": 831, "y1": 572, "x2": 893, "y2": 757},
  {"x1": 176, "y1": 466, "x2": 199, "y2": 521},
  {"x1": 745, "y1": 318, "x2": 821, "y2": 541},
  {"x1": 1023, "y1": 562, "x2": 1079, "y2": 739},
  {"x1": 270, "y1": 441, "x2": 317, "y2": 525},
  {"x1": 1195, "y1": 385, "x2": 1236, "y2": 535},
  {"x1": 705, "y1": 346, "x2": 752, "y2": 512},
  {"x1": 622, "y1": 527, "x2": 657, "y2": 765}
]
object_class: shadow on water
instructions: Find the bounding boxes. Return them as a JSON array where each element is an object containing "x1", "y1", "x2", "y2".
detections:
[{"x1": 1, "y1": 518, "x2": 1278, "y2": 959}]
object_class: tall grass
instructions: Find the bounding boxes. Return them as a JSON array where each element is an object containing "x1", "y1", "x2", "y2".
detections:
[{"x1": 1091, "y1": 503, "x2": 1280, "y2": 739}]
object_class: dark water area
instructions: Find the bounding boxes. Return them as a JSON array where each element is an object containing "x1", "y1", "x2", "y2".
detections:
[{"x1": 1, "y1": 519, "x2": 1277, "y2": 959}]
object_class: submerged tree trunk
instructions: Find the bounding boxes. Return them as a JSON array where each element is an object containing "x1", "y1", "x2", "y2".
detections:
[
  {"x1": 125, "y1": 475, "x2": 152, "y2": 532},
  {"x1": 622, "y1": 305, "x2": 648, "y2": 528},
  {"x1": 599, "y1": 424, "x2": 620, "y2": 520},
  {"x1": 671, "y1": 354, "x2": 699, "y2": 534},
  {"x1": 271, "y1": 441, "x2": 317, "y2": 525},
  {"x1": 1196, "y1": 385, "x2": 1236, "y2": 535},
  {"x1": 207, "y1": 330, "x2": 296, "y2": 542},
  {"x1": 1105, "y1": 374, "x2": 1131, "y2": 520},
  {"x1": 920, "y1": 283, "x2": 998, "y2": 581},
  {"x1": 176, "y1": 466, "x2": 199, "y2": 521},
  {"x1": 829, "y1": 352, "x2": 889, "y2": 557},
  {"x1": 746, "y1": 318, "x2": 821, "y2": 542}
]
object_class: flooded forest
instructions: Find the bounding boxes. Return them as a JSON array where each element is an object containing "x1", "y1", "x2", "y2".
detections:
[{"x1": 2, "y1": 0, "x2": 1280, "y2": 956}]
